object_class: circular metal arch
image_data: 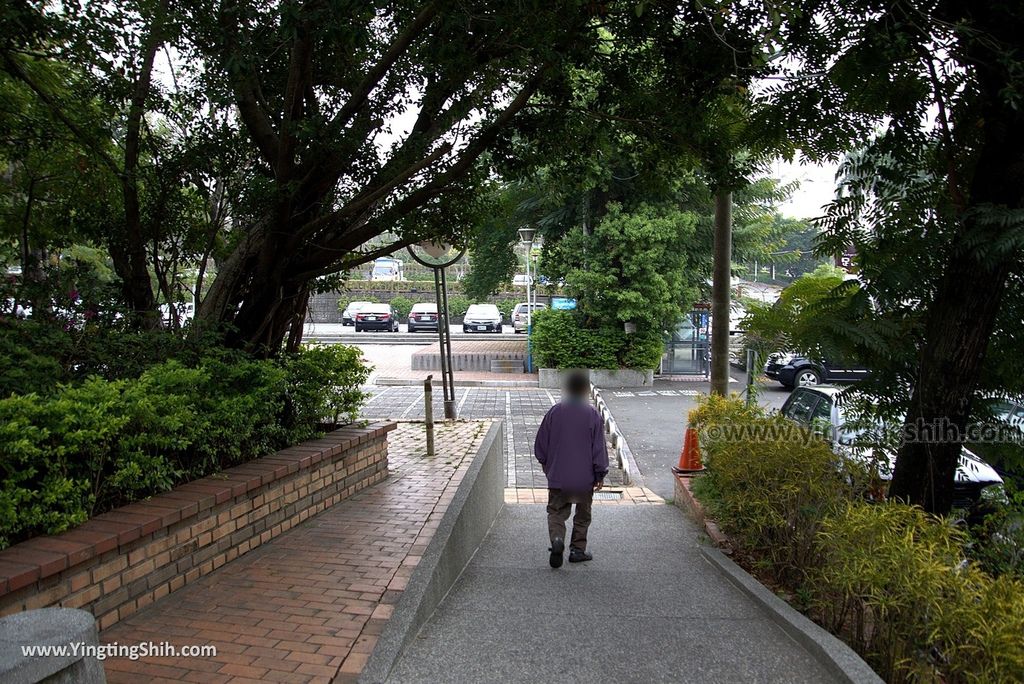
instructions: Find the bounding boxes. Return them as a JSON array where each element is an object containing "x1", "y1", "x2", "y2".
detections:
[{"x1": 406, "y1": 242, "x2": 466, "y2": 269}]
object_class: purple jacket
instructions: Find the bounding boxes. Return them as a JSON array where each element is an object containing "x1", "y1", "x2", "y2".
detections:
[{"x1": 534, "y1": 400, "x2": 609, "y2": 492}]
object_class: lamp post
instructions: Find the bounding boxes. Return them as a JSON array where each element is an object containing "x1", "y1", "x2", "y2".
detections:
[{"x1": 518, "y1": 227, "x2": 537, "y2": 373}]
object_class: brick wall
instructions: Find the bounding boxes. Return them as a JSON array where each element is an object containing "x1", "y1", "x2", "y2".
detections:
[{"x1": 0, "y1": 421, "x2": 396, "y2": 630}]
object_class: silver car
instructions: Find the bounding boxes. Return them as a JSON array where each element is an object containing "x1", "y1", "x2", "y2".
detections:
[{"x1": 512, "y1": 302, "x2": 546, "y2": 333}]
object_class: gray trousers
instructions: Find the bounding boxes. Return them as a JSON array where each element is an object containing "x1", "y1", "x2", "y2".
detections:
[{"x1": 547, "y1": 489, "x2": 593, "y2": 552}]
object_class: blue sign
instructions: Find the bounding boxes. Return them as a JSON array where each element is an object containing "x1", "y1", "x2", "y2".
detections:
[{"x1": 551, "y1": 297, "x2": 577, "y2": 310}]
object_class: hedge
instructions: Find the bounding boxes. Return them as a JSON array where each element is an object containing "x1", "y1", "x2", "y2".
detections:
[
  {"x1": 690, "y1": 395, "x2": 1024, "y2": 683},
  {"x1": 0, "y1": 345, "x2": 370, "y2": 549},
  {"x1": 531, "y1": 309, "x2": 663, "y2": 370}
]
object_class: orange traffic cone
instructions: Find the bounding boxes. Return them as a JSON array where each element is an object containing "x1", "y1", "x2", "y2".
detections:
[{"x1": 672, "y1": 427, "x2": 704, "y2": 474}]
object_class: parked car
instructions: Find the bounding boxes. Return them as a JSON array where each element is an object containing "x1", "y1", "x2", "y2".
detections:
[
  {"x1": 764, "y1": 351, "x2": 870, "y2": 389},
  {"x1": 355, "y1": 303, "x2": 399, "y2": 332},
  {"x1": 511, "y1": 274, "x2": 533, "y2": 288},
  {"x1": 463, "y1": 304, "x2": 502, "y2": 333},
  {"x1": 342, "y1": 301, "x2": 374, "y2": 326},
  {"x1": 781, "y1": 385, "x2": 1003, "y2": 509},
  {"x1": 512, "y1": 302, "x2": 546, "y2": 333},
  {"x1": 407, "y1": 302, "x2": 439, "y2": 333}
]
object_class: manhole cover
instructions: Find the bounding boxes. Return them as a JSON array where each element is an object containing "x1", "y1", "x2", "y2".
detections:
[{"x1": 593, "y1": 492, "x2": 622, "y2": 501}]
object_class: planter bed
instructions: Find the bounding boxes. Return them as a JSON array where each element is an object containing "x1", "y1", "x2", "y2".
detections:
[{"x1": 0, "y1": 421, "x2": 396, "y2": 630}]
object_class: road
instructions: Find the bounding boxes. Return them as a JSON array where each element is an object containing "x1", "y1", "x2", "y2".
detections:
[
  {"x1": 305, "y1": 322, "x2": 520, "y2": 337},
  {"x1": 602, "y1": 379, "x2": 792, "y2": 498}
]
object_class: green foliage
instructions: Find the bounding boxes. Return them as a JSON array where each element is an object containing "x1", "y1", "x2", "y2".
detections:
[
  {"x1": 967, "y1": 487, "x2": 1024, "y2": 580},
  {"x1": 546, "y1": 202, "x2": 699, "y2": 334},
  {"x1": 389, "y1": 296, "x2": 414, "y2": 319},
  {"x1": 531, "y1": 309, "x2": 618, "y2": 370},
  {"x1": 815, "y1": 503, "x2": 1024, "y2": 682},
  {"x1": 693, "y1": 395, "x2": 858, "y2": 584},
  {"x1": 692, "y1": 395, "x2": 1024, "y2": 682},
  {"x1": 0, "y1": 346, "x2": 369, "y2": 549},
  {"x1": 283, "y1": 345, "x2": 370, "y2": 428},
  {"x1": 496, "y1": 299, "x2": 517, "y2": 319},
  {"x1": 0, "y1": 319, "x2": 228, "y2": 396},
  {"x1": 446, "y1": 295, "x2": 471, "y2": 319},
  {"x1": 741, "y1": 264, "x2": 855, "y2": 361}
]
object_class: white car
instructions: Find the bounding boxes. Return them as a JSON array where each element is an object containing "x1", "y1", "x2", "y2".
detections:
[
  {"x1": 342, "y1": 301, "x2": 374, "y2": 326},
  {"x1": 462, "y1": 304, "x2": 502, "y2": 333},
  {"x1": 781, "y1": 385, "x2": 1003, "y2": 509},
  {"x1": 512, "y1": 274, "x2": 533, "y2": 288}
]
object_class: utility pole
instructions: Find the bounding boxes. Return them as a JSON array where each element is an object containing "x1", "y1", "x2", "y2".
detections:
[{"x1": 710, "y1": 190, "x2": 732, "y2": 396}]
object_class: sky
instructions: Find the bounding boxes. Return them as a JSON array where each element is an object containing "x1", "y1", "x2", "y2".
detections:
[{"x1": 770, "y1": 156, "x2": 840, "y2": 221}]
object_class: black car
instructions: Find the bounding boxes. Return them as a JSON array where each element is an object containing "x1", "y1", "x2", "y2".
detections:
[
  {"x1": 355, "y1": 304, "x2": 399, "y2": 332},
  {"x1": 407, "y1": 303, "x2": 439, "y2": 333},
  {"x1": 764, "y1": 352, "x2": 870, "y2": 390}
]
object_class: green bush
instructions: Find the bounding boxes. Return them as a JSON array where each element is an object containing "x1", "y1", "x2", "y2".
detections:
[
  {"x1": 446, "y1": 295, "x2": 471, "y2": 318},
  {"x1": 692, "y1": 395, "x2": 858, "y2": 584},
  {"x1": 497, "y1": 299, "x2": 517, "y2": 319},
  {"x1": 0, "y1": 345, "x2": 369, "y2": 549},
  {"x1": 690, "y1": 395, "x2": 1024, "y2": 682},
  {"x1": 531, "y1": 309, "x2": 619, "y2": 370},
  {"x1": 815, "y1": 502, "x2": 1024, "y2": 682},
  {"x1": 389, "y1": 295, "x2": 414, "y2": 318}
]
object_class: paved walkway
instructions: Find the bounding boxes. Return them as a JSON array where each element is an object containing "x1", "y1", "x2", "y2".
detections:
[
  {"x1": 100, "y1": 422, "x2": 489, "y2": 684},
  {"x1": 362, "y1": 387, "x2": 627, "y2": 489},
  {"x1": 386, "y1": 504, "x2": 838, "y2": 683}
]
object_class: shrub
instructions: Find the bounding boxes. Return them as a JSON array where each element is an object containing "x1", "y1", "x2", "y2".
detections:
[
  {"x1": 693, "y1": 395, "x2": 856, "y2": 584},
  {"x1": 814, "y1": 502, "x2": 1024, "y2": 682},
  {"x1": 690, "y1": 394, "x2": 1024, "y2": 682},
  {"x1": 389, "y1": 295, "x2": 414, "y2": 318},
  {"x1": 531, "y1": 309, "x2": 619, "y2": 370},
  {"x1": 0, "y1": 345, "x2": 370, "y2": 549},
  {"x1": 446, "y1": 295, "x2": 471, "y2": 318},
  {"x1": 282, "y1": 345, "x2": 370, "y2": 429},
  {"x1": 497, "y1": 299, "x2": 517, "y2": 319}
]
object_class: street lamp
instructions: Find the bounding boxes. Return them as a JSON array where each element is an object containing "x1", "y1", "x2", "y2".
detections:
[{"x1": 517, "y1": 227, "x2": 537, "y2": 373}]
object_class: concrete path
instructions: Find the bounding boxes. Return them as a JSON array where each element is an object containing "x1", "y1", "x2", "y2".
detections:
[{"x1": 387, "y1": 505, "x2": 837, "y2": 683}]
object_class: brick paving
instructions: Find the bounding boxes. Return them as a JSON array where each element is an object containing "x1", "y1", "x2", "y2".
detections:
[
  {"x1": 503, "y1": 486, "x2": 664, "y2": 505},
  {"x1": 362, "y1": 387, "x2": 627, "y2": 490},
  {"x1": 99, "y1": 421, "x2": 490, "y2": 684}
]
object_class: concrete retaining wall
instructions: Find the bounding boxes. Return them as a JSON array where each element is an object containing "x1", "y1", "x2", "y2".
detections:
[
  {"x1": 539, "y1": 368, "x2": 655, "y2": 389},
  {"x1": 360, "y1": 421, "x2": 504, "y2": 683},
  {"x1": 0, "y1": 423, "x2": 396, "y2": 631}
]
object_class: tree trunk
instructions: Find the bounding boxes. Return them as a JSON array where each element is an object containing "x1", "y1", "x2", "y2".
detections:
[
  {"x1": 710, "y1": 189, "x2": 732, "y2": 395},
  {"x1": 889, "y1": 19, "x2": 1024, "y2": 513}
]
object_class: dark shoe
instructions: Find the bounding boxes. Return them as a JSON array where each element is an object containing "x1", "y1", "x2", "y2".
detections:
[
  {"x1": 549, "y1": 537, "x2": 564, "y2": 568},
  {"x1": 568, "y1": 549, "x2": 593, "y2": 563}
]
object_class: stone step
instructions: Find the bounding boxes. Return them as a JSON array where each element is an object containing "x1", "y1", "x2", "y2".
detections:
[{"x1": 489, "y1": 359, "x2": 525, "y2": 373}]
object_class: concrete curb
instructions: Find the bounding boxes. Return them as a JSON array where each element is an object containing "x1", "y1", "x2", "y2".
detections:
[
  {"x1": 590, "y1": 386, "x2": 643, "y2": 486},
  {"x1": 359, "y1": 421, "x2": 505, "y2": 683},
  {"x1": 375, "y1": 377, "x2": 539, "y2": 388},
  {"x1": 700, "y1": 547, "x2": 883, "y2": 684}
]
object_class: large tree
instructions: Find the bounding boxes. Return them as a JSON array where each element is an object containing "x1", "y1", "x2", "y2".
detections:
[{"x1": 766, "y1": 0, "x2": 1024, "y2": 513}]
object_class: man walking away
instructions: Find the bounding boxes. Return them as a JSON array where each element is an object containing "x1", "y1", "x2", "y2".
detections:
[{"x1": 534, "y1": 370, "x2": 609, "y2": 568}]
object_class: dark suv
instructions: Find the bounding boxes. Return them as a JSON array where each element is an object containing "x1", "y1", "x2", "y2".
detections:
[{"x1": 764, "y1": 352, "x2": 870, "y2": 390}]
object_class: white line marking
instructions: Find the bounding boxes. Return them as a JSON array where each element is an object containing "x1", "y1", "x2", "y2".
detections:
[
  {"x1": 400, "y1": 392, "x2": 421, "y2": 418},
  {"x1": 457, "y1": 387, "x2": 471, "y2": 414},
  {"x1": 544, "y1": 389, "x2": 556, "y2": 405},
  {"x1": 505, "y1": 392, "x2": 516, "y2": 488},
  {"x1": 364, "y1": 386, "x2": 394, "y2": 403}
]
